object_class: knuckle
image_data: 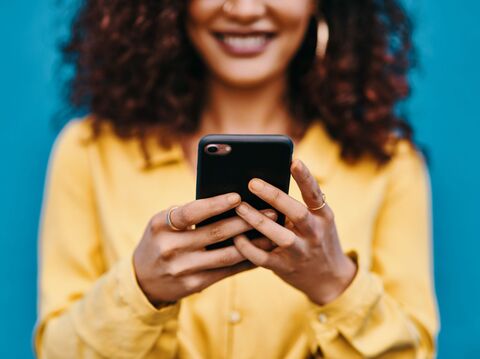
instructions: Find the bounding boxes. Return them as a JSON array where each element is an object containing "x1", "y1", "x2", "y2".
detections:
[
  {"x1": 149, "y1": 212, "x2": 165, "y2": 233},
  {"x1": 175, "y1": 207, "x2": 189, "y2": 227},
  {"x1": 299, "y1": 167, "x2": 310, "y2": 181},
  {"x1": 256, "y1": 255, "x2": 269, "y2": 267},
  {"x1": 217, "y1": 254, "x2": 231, "y2": 267},
  {"x1": 252, "y1": 215, "x2": 266, "y2": 228},
  {"x1": 234, "y1": 237, "x2": 248, "y2": 251},
  {"x1": 270, "y1": 188, "x2": 281, "y2": 202},
  {"x1": 284, "y1": 234, "x2": 297, "y2": 248},
  {"x1": 218, "y1": 251, "x2": 238, "y2": 267},
  {"x1": 166, "y1": 263, "x2": 184, "y2": 278},
  {"x1": 158, "y1": 240, "x2": 179, "y2": 260},
  {"x1": 236, "y1": 218, "x2": 252, "y2": 232},
  {"x1": 293, "y1": 208, "x2": 310, "y2": 224},
  {"x1": 282, "y1": 263, "x2": 296, "y2": 275},
  {"x1": 313, "y1": 223, "x2": 326, "y2": 240},
  {"x1": 312, "y1": 187, "x2": 323, "y2": 202},
  {"x1": 208, "y1": 225, "x2": 225, "y2": 242},
  {"x1": 323, "y1": 209, "x2": 335, "y2": 223},
  {"x1": 183, "y1": 277, "x2": 202, "y2": 293}
]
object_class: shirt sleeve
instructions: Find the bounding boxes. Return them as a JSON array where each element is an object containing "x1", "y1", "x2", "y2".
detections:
[
  {"x1": 306, "y1": 143, "x2": 439, "y2": 358},
  {"x1": 34, "y1": 120, "x2": 180, "y2": 359}
]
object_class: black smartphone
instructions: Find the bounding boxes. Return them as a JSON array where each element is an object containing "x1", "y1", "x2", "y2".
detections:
[{"x1": 196, "y1": 134, "x2": 294, "y2": 249}]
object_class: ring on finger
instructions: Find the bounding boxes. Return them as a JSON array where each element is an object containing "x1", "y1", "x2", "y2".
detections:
[
  {"x1": 166, "y1": 206, "x2": 183, "y2": 231},
  {"x1": 308, "y1": 193, "x2": 327, "y2": 211}
]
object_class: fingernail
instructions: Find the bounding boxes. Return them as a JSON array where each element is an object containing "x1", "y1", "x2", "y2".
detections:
[
  {"x1": 228, "y1": 193, "x2": 241, "y2": 204},
  {"x1": 264, "y1": 210, "x2": 277, "y2": 219},
  {"x1": 234, "y1": 234, "x2": 246, "y2": 243},
  {"x1": 249, "y1": 179, "x2": 264, "y2": 191},
  {"x1": 236, "y1": 202, "x2": 248, "y2": 214},
  {"x1": 295, "y1": 159, "x2": 304, "y2": 171}
]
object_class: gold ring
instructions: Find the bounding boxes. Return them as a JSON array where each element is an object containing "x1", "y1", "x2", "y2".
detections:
[
  {"x1": 308, "y1": 193, "x2": 327, "y2": 211},
  {"x1": 166, "y1": 206, "x2": 183, "y2": 231}
]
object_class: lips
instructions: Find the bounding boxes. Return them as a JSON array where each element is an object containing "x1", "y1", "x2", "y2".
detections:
[{"x1": 212, "y1": 31, "x2": 276, "y2": 56}]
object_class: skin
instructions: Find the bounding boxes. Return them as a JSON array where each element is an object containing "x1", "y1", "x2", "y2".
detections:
[
  {"x1": 234, "y1": 160, "x2": 356, "y2": 305},
  {"x1": 134, "y1": 0, "x2": 356, "y2": 307},
  {"x1": 186, "y1": 0, "x2": 314, "y2": 88},
  {"x1": 134, "y1": 194, "x2": 277, "y2": 304}
]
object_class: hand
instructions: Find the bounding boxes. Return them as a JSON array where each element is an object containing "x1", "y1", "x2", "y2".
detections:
[
  {"x1": 233, "y1": 159, "x2": 357, "y2": 306},
  {"x1": 133, "y1": 193, "x2": 276, "y2": 306}
]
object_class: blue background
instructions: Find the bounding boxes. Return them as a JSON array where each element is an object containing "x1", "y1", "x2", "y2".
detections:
[{"x1": 1, "y1": 0, "x2": 479, "y2": 357}]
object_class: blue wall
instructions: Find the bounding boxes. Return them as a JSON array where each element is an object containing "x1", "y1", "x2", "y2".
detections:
[
  {"x1": 1, "y1": 1, "x2": 478, "y2": 357},
  {"x1": 0, "y1": 1, "x2": 58, "y2": 357},
  {"x1": 407, "y1": 1, "x2": 480, "y2": 357}
]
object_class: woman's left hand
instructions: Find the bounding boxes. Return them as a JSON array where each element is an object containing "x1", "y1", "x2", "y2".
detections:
[{"x1": 233, "y1": 159, "x2": 357, "y2": 306}]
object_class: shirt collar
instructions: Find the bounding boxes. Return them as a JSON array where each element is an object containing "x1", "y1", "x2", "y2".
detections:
[
  {"x1": 137, "y1": 120, "x2": 340, "y2": 183},
  {"x1": 135, "y1": 136, "x2": 184, "y2": 170}
]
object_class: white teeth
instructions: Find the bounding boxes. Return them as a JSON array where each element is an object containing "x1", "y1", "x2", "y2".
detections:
[{"x1": 221, "y1": 35, "x2": 268, "y2": 49}]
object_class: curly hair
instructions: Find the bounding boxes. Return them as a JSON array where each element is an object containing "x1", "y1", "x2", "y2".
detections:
[{"x1": 61, "y1": 0, "x2": 415, "y2": 165}]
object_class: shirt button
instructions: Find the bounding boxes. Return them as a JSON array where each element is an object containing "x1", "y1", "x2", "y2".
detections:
[
  {"x1": 317, "y1": 313, "x2": 328, "y2": 324},
  {"x1": 229, "y1": 310, "x2": 242, "y2": 324}
]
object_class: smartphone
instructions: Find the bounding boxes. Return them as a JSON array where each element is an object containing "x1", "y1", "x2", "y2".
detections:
[{"x1": 196, "y1": 134, "x2": 294, "y2": 249}]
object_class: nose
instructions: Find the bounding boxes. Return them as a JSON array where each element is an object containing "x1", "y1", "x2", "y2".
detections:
[{"x1": 222, "y1": 0, "x2": 267, "y2": 22}]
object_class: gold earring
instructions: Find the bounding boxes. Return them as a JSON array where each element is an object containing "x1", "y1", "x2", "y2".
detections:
[{"x1": 316, "y1": 20, "x2": 329, "y2": 58}]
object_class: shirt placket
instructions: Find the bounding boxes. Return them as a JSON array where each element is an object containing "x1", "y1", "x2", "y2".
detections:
[{"x1": 225, "y1": 275, "x2": 242, "y2": 359}]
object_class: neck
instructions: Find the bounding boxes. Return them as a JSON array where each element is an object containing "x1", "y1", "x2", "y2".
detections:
[{"x1": 199, "y1": 75, "x2": 293, "y2": 135}]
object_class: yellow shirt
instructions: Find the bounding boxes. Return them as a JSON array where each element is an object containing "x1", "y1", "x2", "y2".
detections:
[{"x1": 35, "y1": 117, "x2": 439, "y2": 359}]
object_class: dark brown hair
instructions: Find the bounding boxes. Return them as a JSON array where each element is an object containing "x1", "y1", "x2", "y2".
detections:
[{"x1": 61, "y1": 0, "x2": 415, "y2": 165}]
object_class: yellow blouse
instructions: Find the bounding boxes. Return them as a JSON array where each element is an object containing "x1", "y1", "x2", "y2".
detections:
[{"x1": 35, "y1": 117, "x2": 439, "y2": 359}]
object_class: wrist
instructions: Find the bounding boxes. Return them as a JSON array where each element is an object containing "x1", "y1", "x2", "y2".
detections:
[
  {"x1": 132, "y1": 253, "x2": 176, "y2": 308},
  {"x1": 309, "y1": 254, "x2": 357, "y2": 306}
]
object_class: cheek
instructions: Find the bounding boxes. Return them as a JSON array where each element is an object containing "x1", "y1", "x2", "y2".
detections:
[
  {"x1": 265, "y1": 15, "x2": 311, "y2": 74},
  {"x1": 187, "y1": 0, "x2": 218, "y2": 23},
  {"x1": 186, "y1": 1, "x2": 217, "y2": 49},
  {"x1": 275, "y1": 3, "x2": 313, "y2": 48}
]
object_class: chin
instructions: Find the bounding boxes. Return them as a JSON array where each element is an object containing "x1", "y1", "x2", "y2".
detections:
[
  {"x1": 212, "y1": 62, "x2": 286, "y2": 89},
  {"x1": 219, "y1": 77, "x2": 267, "y2": 89}
]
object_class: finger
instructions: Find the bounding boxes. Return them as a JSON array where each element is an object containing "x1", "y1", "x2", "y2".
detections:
[
  {"x1": 247, "y1": 178, "x2": 316, "y2": 235},
  {"x1": 198, "y1": 260, "x2": 257, "y2": 290},
  {"x1": 233, "y1": 235, "x2": 283, "y2": 271},
  {"x1": 291, "y1": 159, "x2": 333, "y2": 219},
  {"x1": 285, "y1": 218, "x2": 295, "y2": 231},
  {"x1": 186, "y1": 209, "x2": 277, "y2": 249},
  {"x1": 169, "y1": 192, "x2": 242, "y2": 230},
  {"x1": 250, "y1": 237, "x2": 276, "y2": 252},
  {"x1": 181, "y1": 245, "x2": 247, "y2": 273},
  {"x1": 177, "y1": 233, "x2": 278, "y2": 274},
  {"x1": 235, "y1": 202, "x2": 298, "y2": 249}
]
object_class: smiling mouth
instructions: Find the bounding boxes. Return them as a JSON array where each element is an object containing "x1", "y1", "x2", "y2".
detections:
[{"x1": 212, "y1": 32, "x2": 276, "y2": 56}]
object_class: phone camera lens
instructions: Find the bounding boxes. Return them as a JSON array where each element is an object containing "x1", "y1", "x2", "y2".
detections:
[{"x1": 206, "y1": 145, "x2": 219, "y2": 154}]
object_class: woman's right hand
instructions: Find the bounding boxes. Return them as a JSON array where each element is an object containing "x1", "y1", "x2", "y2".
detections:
[{"x1": 133, "y1": 192, "x2": 276, "y2": 307}]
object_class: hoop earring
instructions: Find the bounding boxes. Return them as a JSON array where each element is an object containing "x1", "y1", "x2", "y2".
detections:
[{"x1": 316, "y1": 20, "x2": 329, "y2": 58}]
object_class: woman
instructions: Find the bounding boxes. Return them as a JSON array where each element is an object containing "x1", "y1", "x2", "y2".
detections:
[{"x1": 35, "y1": 0, "x2": 439, "y2": 358}]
